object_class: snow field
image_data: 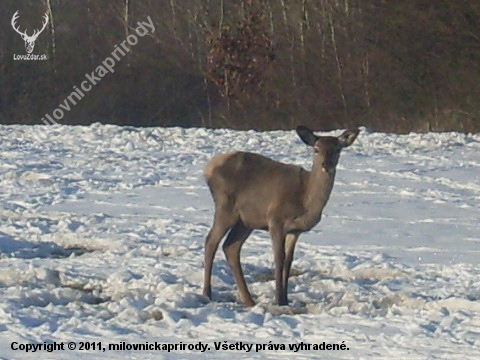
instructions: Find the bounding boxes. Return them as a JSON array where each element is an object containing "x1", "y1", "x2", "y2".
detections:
[{"x1": 0, "y1": 124, "x2": 479, "y2": 359}]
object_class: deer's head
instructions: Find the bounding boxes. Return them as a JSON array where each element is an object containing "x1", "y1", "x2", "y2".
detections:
[
  {"x1": 11, "y1": 11, "x2": 49, "y2": 54},
  {"x1": 297, "y1": 126, "x2": 359, "y2": 173}
]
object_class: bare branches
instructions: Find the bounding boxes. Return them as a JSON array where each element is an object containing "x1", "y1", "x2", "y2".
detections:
[
  {"x1": 2, "y1": 0, "x2": 480, "y2": 133},
  {"x1": 206, "y1": 0, "x2": 274, "y2": 99}
]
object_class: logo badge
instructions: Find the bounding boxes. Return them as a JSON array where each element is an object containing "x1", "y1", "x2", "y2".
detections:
[{"x1": 12, "y1": 11, "x2": 49, "y2": 60}]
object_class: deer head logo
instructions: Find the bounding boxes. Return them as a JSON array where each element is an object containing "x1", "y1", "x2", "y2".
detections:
[{"x1": 11, "y1": 11, "x2": 49, "y2": 54}]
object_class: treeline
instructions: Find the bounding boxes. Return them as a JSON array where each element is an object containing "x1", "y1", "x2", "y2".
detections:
[{"x1": 1, "y1": 0, "x2": 479, "y2": 133}]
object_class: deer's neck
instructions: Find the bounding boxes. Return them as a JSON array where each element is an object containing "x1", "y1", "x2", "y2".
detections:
[
  {"x1": 305, "y1": 162, "x2": 336, "y2": 210},
  {"x1": 285, "y1": 162, "x2": 336, "y2": 233}
]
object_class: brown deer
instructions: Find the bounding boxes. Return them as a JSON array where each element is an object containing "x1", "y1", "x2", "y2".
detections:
[{"x1": 202, "y1": 126, "x2": 359, "y2": 306}]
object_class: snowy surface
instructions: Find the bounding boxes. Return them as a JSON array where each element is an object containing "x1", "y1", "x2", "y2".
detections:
[{"x1": 0, "y1": 124, "x2": 479, "y2": 359}]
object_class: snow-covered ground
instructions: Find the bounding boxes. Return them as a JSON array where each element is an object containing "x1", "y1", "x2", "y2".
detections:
[{"x1": 0, "y1": 124, "x2": 479, "y2": 359}]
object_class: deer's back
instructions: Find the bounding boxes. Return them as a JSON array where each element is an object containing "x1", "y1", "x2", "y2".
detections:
[
  {"x1": 205, "y1": 152, "x2": 308, "y2": 228},
  {"x1": 205, "y1": 151, "x2": 304, "y2": 188}
]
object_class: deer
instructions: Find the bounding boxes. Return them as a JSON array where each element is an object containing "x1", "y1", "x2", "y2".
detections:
[
  {"x1": 11, "y1": 11, "x2": 49, "y2": 54},
  {"x1": 202, "y1": 126, "x2": 359, "y2": 307}
]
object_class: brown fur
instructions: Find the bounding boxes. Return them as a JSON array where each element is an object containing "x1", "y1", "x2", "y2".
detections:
[{"x1": 203, "y1": 127, "x2": 359, "y2": 306}]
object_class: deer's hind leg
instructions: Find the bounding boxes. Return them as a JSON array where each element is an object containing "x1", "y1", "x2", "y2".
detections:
[
  {"x1": 203, "y1": 207, "x2": 238, "y2": 300},
  {"x1": 222, "y1": 221, "x2": 254, "y2": 306}
]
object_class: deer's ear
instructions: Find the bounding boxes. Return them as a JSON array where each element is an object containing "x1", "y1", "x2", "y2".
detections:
[
  {"x1": 337, "y1": 129, "x2": 360, "y2": 147},
  {"x1": 296, "y1": 126, "x2": 318, "y2": 146}
]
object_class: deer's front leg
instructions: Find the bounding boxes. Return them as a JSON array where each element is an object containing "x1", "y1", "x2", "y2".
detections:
[
  {"x1": 269, "y1": 222, "x2": 287, "y2": 306},
  {"x1": 283, "y1": 232, "x2": 299, "y2": 297}
]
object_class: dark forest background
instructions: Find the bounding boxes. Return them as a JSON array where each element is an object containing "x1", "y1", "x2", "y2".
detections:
[{"x1": 1, "y1": 0, "x2": 479, "y2": 133}]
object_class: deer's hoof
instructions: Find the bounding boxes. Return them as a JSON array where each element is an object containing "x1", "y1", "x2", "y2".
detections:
[
  {"x1": 202, "y1": 289, "x2": 212, "y2": 300},
  {"x1": 241, "y1": 296, "x2": 256, "y2": 307}
]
